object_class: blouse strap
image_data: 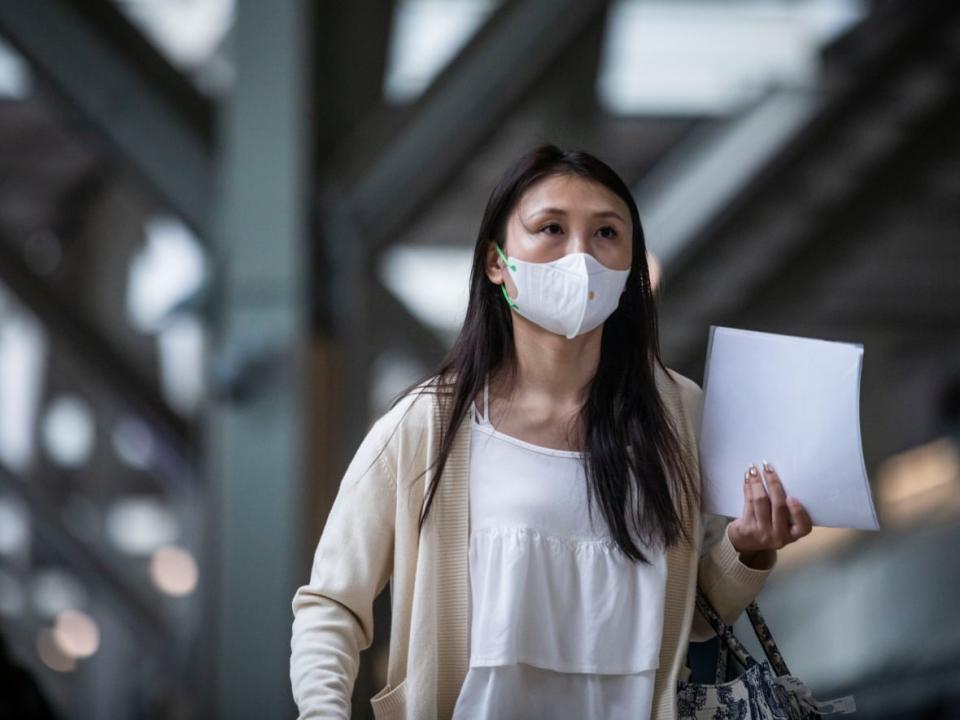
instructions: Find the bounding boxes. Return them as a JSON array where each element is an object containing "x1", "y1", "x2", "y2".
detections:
[{"x1": 482, "y1": 374, "x2": 490, "y2": 424}]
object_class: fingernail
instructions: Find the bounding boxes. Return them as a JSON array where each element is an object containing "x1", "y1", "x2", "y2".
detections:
[
  {"x1": 748, "y1": 465, "x2": 758, "y2": 477},
  {"x1": 763, "y1": 460, "x2": 774, "y2": 472}
]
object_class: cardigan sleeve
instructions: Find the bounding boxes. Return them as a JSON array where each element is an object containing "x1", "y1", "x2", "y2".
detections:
[
  {"x1": 688, "y1": 380, "x2": 777, "y2": 642},
  {"x1": 290, "y1": 413, "x2": 398, "y2": 719},
  {"x1": 690, "y1": 512, "x2": 777, "y2": 641}
]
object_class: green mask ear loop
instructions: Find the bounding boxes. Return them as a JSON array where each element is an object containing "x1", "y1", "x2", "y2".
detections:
[
  {"x1": 494, "y1": 242, "x2": 519, "y2": 309},
  {"x1": 500, "y1": 283, "x2": 518, "y2": 310},
  {"x1": 495, "y1": 242, "x2": 517, "y2": 272}
]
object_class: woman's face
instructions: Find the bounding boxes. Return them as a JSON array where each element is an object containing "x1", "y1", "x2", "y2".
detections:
[{"x1": 486, "y1": 174, "x2": 633, "y2": 294}]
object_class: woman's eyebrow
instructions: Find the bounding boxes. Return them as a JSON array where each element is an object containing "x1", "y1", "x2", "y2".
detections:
[{"x1": 526, "y1": 207, "x2": 626, "y2": 222}]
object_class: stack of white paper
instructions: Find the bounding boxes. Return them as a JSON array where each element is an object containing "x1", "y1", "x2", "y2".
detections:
[{"x1": 698, "y1": 326, "x2": 879, "y2": 531}]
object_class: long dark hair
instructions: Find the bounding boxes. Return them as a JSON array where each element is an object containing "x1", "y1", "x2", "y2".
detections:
[{"x1": 379, "y1": 143, "x2": 699, "y2": 563}]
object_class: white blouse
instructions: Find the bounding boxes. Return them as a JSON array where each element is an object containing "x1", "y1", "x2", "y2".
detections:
[{"x1": 451, "y1": 376, "x2": 669, "y2": 720}]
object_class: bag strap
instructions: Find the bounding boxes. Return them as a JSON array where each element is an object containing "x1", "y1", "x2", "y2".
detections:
[
  {"x1": 696, "y1": 586, "x2": 793, "y2": 679},
  {"x1": 694, "y1": 586, "x2": 756, "y2": 676},
  {"x1": 744, "y1": 600, "x2": 792, "y2": 676}
]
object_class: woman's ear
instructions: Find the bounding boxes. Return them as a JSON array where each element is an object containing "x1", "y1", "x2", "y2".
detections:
[{"x1": 486, "y1": 240, "x2": 504, "y2": 282}]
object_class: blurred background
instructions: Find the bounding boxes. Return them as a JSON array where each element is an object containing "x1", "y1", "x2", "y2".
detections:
[{"x1": 0, "y1": 0, "x2": 957, "y2": 718}]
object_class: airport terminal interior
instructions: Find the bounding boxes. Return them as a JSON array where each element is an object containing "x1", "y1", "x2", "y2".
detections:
[{"x1": 0, "y1": 0, "x2": 958, "y2": 717}]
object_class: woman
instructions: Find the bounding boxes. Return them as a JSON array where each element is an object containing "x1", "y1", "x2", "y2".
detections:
[{"x1": 290, "y1": 144, "x2": 813, "y2": 720}]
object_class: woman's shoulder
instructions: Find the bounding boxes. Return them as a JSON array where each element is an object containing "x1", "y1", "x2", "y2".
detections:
[
  {"x1": 369, "y1": 374, "x2": 449, "y2": 441},
  {"x1": 654, "y1": 364, "x2": 705, "y2": 444},
  {"x1": 655, "y1": 364, "x2": 703, "y2": 406},
  {"x1": 353, "y1": 376, "x2": 446, "y2": 480}
]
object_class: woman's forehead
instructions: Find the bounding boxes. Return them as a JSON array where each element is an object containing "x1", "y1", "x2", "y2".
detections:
[{"x1": 517, "y1": 174, "x2": 629, "y2": 218}]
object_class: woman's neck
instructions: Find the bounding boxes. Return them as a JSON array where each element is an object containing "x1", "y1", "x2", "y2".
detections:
[{"x1": 501, "y1": 318, "x2": 602, "y2": 411}]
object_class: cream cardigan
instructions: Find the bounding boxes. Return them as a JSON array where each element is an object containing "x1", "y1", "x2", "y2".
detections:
[{"x1": 290, "y1": 366, "x2": 777, "y2": 720}]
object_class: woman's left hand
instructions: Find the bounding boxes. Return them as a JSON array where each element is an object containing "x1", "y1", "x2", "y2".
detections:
[{"x1": 727, "y1": 460, "x2": 813, "y2": 560}]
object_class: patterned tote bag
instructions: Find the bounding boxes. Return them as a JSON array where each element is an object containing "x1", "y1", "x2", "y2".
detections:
[{"x1": 677, "y1": 586, "x2": 858, "y2": 719}]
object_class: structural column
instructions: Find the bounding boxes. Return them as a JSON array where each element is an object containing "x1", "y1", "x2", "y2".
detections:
[{"x1": 206, "y1": 0, "x2": 314, "y2": 715}]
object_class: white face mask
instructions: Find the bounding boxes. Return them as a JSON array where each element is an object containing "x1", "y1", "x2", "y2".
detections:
[{"x1": 495, "y1": 242, "x2": 631, "y2": 339}]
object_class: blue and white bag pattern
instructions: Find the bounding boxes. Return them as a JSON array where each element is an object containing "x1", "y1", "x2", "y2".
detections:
[{"x1": 677, "y1": 586, "x2": 858, "y2": 720}]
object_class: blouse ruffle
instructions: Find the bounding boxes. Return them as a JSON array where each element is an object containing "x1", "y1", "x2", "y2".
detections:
[{"x1": 467, "y1": 524, "x2": 667, "y2": 675}]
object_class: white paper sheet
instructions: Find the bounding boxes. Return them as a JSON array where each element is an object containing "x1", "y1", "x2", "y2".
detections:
[{"x1": 699, "y1": 326, "x2": 879, "y2": 530}]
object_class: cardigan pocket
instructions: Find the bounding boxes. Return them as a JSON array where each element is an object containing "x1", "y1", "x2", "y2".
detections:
[{"x1": 370, "y1": 677, "x2": 407, "y2": 720}]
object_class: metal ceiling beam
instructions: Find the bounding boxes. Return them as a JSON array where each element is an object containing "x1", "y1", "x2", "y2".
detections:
[
  {"x1": 0, "y1": 0, "x2": 213, "y2": 233},
  {"x1": 655, "y1": 0, "x2": 960, "y2": 372},
  {"x1": 0, "y1": 229, "x2": 194, "y2": 457},
  {"x1": 310, "y1": 0, "x2": 398, "y2": 168},
  {"x1": 331, "y1": 0, "x2": 613, "y2": 257},
  {"x1": 724, "y1": 77, "x2": 960, "y2": 405}
]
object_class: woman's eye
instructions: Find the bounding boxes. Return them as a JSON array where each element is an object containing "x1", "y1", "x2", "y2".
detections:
[{"x1": 538, "y1": 223, "x2": 618, "y2": 238}]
